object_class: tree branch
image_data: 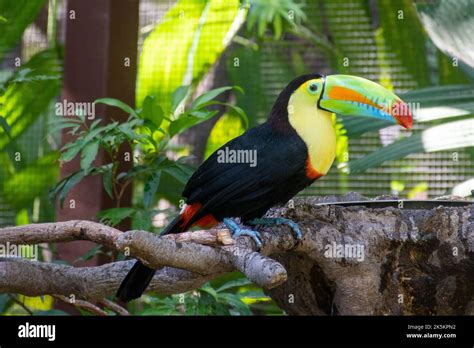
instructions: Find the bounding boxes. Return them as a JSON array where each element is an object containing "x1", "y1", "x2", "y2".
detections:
[
  {"x1": 0, "y1": 258, "x2": 214, "y2": 300},
  {"x1": 0, "y1": 219, "x2": 295, "y2": 300},
  {"x1": 0, "y1": 220, "x2": 121, "y2": 248},
  {"x1": 98, "y1": 298, "x2": 130, "y2": 316},
  {"x1": 2, "y1": 194, "x2": 471, "y2": 315},
  {"x1": 52, "y1": 295, "x2": 108, "y2": 316}
]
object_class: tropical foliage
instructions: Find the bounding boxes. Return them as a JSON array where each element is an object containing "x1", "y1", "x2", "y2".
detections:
[
  {"x1": 50, "y1": 85, "x2": 247, "y2": 229},
  {"x1": 1, "y1": 0, "x2": 473, "y2": 315}
]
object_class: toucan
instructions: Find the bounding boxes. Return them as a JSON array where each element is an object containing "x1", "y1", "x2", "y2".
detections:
[{"x1": 116, "y1": 74, "x2": 412, "y2": 302}]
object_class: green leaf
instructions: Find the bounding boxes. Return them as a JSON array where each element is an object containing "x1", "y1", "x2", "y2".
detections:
[
  {"x1": 143, "y1": 171, "x2": 161, "y2": 208},
  {"x1": 9, "y1": 68, "x2": 60, "y2": 83},
  {"x1": 376, "y1": 0, "x2": 430, "y2": 87},
  {"x1": 217, "y1": 293, "x2": 252, "y2": 315},
  {"x1": 48, "y1": 121, "x2": 82, "y2": 134},
  {"x1": 0, "y1": 0, "x2": 46, "y2": 61},
  {"x1": 60, "y1": 141, "x2": 83, "y2": 162},
  {"x1": 246, "y1": 10, "x2": 257, "y2": 33},
  {"x1": 132, "y1": 209, "x2": 152, "y2": 231},
  {"x1": 94, "y1": 98, "x2": 138, "y2": 117},
  {"x1": 103, "y1": 169, "x2": 113, "y2": 199},
  {"x1": 189, "y1": 110, "x2": 212, "y2": 118},
  {"x1": 246, "y1": 0, "x2": 306, "y2": 39},
  {"x1": 237, "y1": 289, "x2": 268, "y2": 299},
  {"x1": 141, "y1": 95, "x2": 164, "y2": 127},
  {"x1": 136, "y1": 0, "x2": 247, "y2": 110},
  {"x1": 90, "y1": 163, "x2": 113, "y2": 174},
  {"x1": 273, "y1": 11, "x2": 282, "y2": 39},
  {"x1": 89, "y1": 119, "x2": 102, "y2": 130},
  {"x1": 0, "y1": 115, "x2": 11, "y2": 138},
  {"x1": 157, "y1": 169, "x2": 192, "y2": 207},
  {"x1": 257, "y1": 13, "x2": 266, "y2": 37},
  {"x1": 168, "y1": 110, "x2": 219, "y2": 138},
  {"x1": 0, "y1": 294, "x2": 13, "y2": 313},
  {"x1": 225, "y1": 47, "x2": 269, "y2": 128},
  {"x1": 191, "y1": 86, "x2": 241, "y2": 110},
  {"x1": 80, "y1": 139, "x2": 99, "y2": 170},
  {"x1": 51, "y1": 170, "x2": 87, "y2": 208},
  {"x1": 216, "y1": 278, "x2": 252, "y2": 292},
  {"x1": 82, "y1": 122, "x2": 117, "y2": 144},
  {"x1": 0, "y1": 48, "x2": 62, "y2": 151},
  {"x1": 162, "y1": 165, "x2": 192, "y2": 185},
  {"x1": 51, "y1": 165, "x2": 114, "y2": 209},
  {"x1": 3, "y1": 153, "x2": 59, "y2": 209},
  {"x1": 117, "y1": 122, "x2": 140, "y2": 141},
  {"x1": 199, "y1": 283, "x2": 219, "y2": 301},
  {"x1": 340, "y1": 116, "x2": 393, "y2": 137},
  {"x1": 402, "y1": 85, "x2": 474, "y2": 107},
  {"x1": 347, "y1": 118, "x2": 474, "y2": 173},
  {"x1": 171, "y1": 86, "x2": 190, "y2": 113},
  {"x1": 98, "y1": 207, "x2": 135, "y2": 226},
  {"x1": 59, "y1": 171, "x2": 87, "y2": 207},
  {"x1": 416, "y1": 0, "x2": 474, "y2": 75},
  {"x1": 221, "y1": 103, "x2": 248, "y2": 129}
]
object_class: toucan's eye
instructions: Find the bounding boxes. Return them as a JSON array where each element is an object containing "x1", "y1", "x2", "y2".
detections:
[{"x1": 308, "y1": 83, "x2": 318, "y2": 94}]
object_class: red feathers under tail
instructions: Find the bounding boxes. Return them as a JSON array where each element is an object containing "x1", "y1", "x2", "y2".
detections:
[{"x1": 160, "y1": 203, "x2": 218, "y2": 236}]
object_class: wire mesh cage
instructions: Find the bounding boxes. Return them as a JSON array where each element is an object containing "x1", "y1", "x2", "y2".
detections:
[{"x1": 0, "y1": 0, "x2": 473, "y2": 229}]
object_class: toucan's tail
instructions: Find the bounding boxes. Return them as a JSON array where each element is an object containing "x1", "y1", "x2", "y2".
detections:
[
  {"x1": 116, "y1": 215, "x2": 183, "y2": 302},
  {"x1": 116, "y1": 261, "x2": 155, "y2": 302},
  {"x1": 116, "y1": 204, "x2": 219, "y2": 302},
  {"x1": 159, "y1": 215, "x2": 183, "y2": 236}
]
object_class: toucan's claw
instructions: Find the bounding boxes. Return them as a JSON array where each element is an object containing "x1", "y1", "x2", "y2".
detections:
[
  {"x1": 249, "y1": 217, "x2": 302, "y2": 242},
  {"x1": 223, "y1": 218, "x2": 263, "y2": 250}
]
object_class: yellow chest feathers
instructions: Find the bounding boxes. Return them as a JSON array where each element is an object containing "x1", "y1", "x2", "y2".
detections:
[{"x1": 287, "y1": 93, "x2": 336, "y2": 175}]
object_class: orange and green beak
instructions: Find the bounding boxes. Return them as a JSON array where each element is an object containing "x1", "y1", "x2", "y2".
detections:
[{"x1": 319, "y1": 74, "x2": 412, "y2": 129}]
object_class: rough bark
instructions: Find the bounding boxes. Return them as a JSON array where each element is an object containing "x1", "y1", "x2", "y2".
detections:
[
  {"x1": 0, "y1": 194, "x2": 473, "y2": 315},
  {"x1": 264, "y1": 195, "x2": 474, "y2": 315}
]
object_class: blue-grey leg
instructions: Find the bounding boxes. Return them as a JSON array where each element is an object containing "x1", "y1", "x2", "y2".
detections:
[
  {"x1": 223, "y1": 218, "x2": 263, "y2": 250},
  {"x1": 248, "y1": 217, "x2": 302, "y2": 241}
]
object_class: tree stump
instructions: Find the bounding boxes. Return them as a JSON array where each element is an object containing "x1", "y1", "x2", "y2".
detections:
[{"x1": 264, "y1": 194, "x2": 474, "y2": 315}]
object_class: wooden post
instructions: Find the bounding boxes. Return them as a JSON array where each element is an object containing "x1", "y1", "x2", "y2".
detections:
[{"x1": 57, "y1": 0, "x2": 138, "y2": 284}]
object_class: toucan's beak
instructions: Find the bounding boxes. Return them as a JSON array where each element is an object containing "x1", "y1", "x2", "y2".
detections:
[{"x1": 319, "y1": 74, "x2": 412, "y2": 129}]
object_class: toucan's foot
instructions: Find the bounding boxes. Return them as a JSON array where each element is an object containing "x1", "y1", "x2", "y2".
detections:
[
  {"x1": 248, "y1": 217, "x2": 302, "y2": 242},
  {"x1": 223, "y1": 218, "x2": 263, "y2": 250}
]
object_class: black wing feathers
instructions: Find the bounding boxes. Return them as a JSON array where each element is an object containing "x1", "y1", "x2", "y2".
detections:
[{"x1": 183, "y1": 122, "x2": 312, "y2": 223}]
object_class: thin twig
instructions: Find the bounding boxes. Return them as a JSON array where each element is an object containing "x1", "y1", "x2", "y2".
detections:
[
  {"x1": 98, "y1": 298, "x2": 130, "y2": 316},
  {"x1": 53, "y1": 295, "x2": 108, "y2": 316}
]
